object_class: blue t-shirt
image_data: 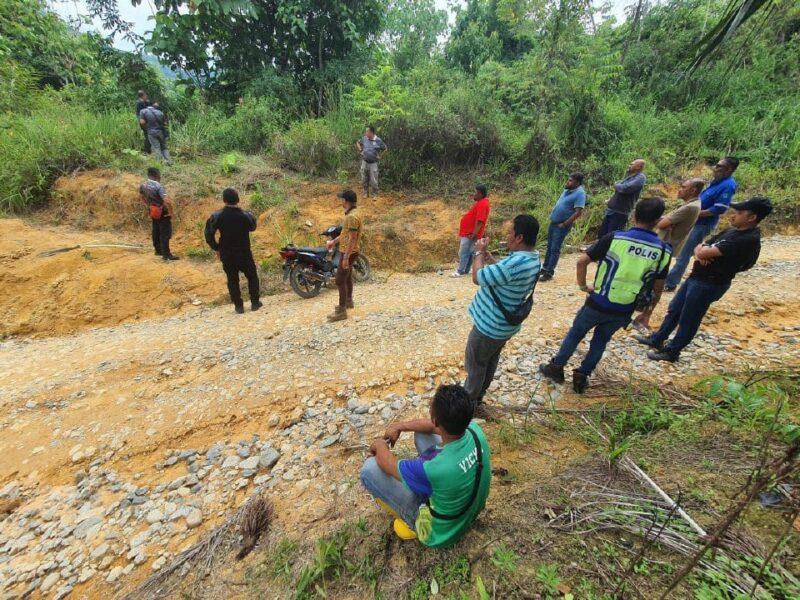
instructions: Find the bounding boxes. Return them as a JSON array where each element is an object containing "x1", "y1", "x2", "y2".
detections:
[
  {"x1": 698, "y1": 176, "x2": 736, "y2": 225},
  {"x1": 550, "y1": 186, "x2": 587, "y2": 223},
  {"x1": 468, "y1": 250, "x2": 540, "y2": 340}
]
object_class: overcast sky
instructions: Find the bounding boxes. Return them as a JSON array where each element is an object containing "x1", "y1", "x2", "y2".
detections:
[{"x1": 51, "y1": 0, "x2": 632, "y2": 52}]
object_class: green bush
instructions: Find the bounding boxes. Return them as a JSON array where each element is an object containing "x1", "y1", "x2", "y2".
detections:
[
  {"x1": 0, "y1": 99, "x2": 137, "y2": 212},
  {"x1": 273, "y1": 118, "x2": 344, "y2": 176},
  {"x1": 220, "y1": 152, "x2": 243, "y2": 174}
]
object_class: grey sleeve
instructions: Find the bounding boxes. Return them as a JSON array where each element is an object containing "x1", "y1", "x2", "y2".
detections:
[
  {"x1": 378, "y1": 138, "x2": 387, "y2": 151},
  {"x1": 614, "y1": 173, "x2": 646, "y2": 194}
]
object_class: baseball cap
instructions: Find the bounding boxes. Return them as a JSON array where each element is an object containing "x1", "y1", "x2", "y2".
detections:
[
  {"x1": 730, "y1": 196, "x2": 772, "y2": 220},
  {"x1": 337, "y1": 189, "x2": 357, "y2": 203}
]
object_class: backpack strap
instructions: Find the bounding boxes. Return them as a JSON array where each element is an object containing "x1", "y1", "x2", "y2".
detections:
[{"x1": 427, "y1": 426, "x2": 484, "y2": 521}]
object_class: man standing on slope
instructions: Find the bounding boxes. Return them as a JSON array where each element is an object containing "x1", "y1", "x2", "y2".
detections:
[
  {"x1": 664, "y1": 157, "x2": 739, "y2": 291},
  {"x1": 356, "y1": 126, "x2": 387, "y2": 198},
  {"x1": 633, "y1": 177, "x2": 704, "y2": 331},
  {"x1": 135, "y1": 90, "x2": 151, "y2": 154},
  {"x1": 451, "y1": 185, "x2": 491, "y2": 278},
  {"x1": 139, "y1": 167, "x2": 178, "y2": 261},
  {"x1": 465, "y1": 215, "x2": 541, "y2": 417},
  {"x1": 637, "y1": 197, "x2": 771, "y2": 362},
  {"x1": 597, "y1": 159, "x2": 646, "y2": 237},
  {"x1": 327, "y1": 190, "x2": 362, "y2": 322},
  {"x1": 139, "y1": 103, "x2": 172, "y2": 165},
  {"x1": 540, "y1": 197, "x2": 671, "y2": 393},
  {"x1": 204, "y1": 188, "x2": 261, "y2": 314},
  {"x1": 539, "y1": 172, "x2": 586, "y2": 282}
]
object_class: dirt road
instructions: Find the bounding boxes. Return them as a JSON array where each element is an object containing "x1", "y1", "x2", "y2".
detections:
[{"x1": 0, "y1": 235, "x2": 798, "y2": 599}]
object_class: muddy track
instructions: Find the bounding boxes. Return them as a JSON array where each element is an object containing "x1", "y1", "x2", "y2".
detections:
[{"x1": 0, "y1": 236, "x2": 798, "y2": 599}]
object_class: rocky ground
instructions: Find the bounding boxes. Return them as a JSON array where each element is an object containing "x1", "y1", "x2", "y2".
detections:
[{"x1": 0, "y1": 236, "x2": 798, "y2": 599}]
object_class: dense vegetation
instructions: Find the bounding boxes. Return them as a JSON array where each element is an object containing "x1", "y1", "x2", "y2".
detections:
[{"x1": 1, "y1": 0, "x2": 799, "y2": 218}]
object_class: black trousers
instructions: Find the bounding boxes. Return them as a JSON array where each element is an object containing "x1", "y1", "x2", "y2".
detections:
[
  {"x1": 151, "y1": 218, "x2": 172, "y2": 256},
  {"x1": 597, "y1": 211, "x2": 629, "y2": 237},
  {"x1": 222, "y1": 252, "x2": 260, "y2": 307}
]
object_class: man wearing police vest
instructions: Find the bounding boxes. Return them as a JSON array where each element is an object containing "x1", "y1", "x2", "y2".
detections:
[{"x1": 540, "y1": 197, "x2": 672, "y2": 393}]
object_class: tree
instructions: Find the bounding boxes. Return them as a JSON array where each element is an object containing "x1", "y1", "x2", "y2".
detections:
[{"x1": 382, "y1": 0, "x2": 448, "y2": 71}]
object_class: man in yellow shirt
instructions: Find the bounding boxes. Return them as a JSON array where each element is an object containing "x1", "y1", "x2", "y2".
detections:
[{"x1": 327, "y1": 189, "x2": 362, "y2": 322}]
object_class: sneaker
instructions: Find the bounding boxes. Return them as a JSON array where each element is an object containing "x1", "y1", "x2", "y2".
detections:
[
  {"x1": 633, "y1": 334, "x2": 662, "y2": 349},
  {"x1": 392, "y1": 518, "x2": 417, "y2": 541},
  {"x1": 163, "y1": 255, "x2": 180, "y2": 261},
  {"x1": 539, "y1": 272, "x2": 553, "y2": 282},
  {"x1": 647, "y1": 349, "x2": 679, "y2": 362},
  {"x1": 234, "y1": 305, "x2": 245, "y2": 314},
  {"x1": 573, "y1": 371, "x2": 589, "y2": 394},
  {"x1": 327, "y1": 306, "x2": 347, "y2": 322},
  {"x1": 346, "y1": 300, "x2": 354, "y2": 309},
  {"x1": 539, "y1": 362, "x2": 565, "y2": 384},
  {"x1": 251, "y1": 300, "x2": 263, "y2": 311},
  {"x1": 449, "y1": 271, "x2": 464, "y2": 278}
]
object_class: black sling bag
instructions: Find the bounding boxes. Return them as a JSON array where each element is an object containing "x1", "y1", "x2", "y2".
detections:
[
  {"x1": 427, "y1": 427, "x2": 484, "y2": 520},
  {"x1": 487, "y1": 273, "x2": 540, "y2": 327}
]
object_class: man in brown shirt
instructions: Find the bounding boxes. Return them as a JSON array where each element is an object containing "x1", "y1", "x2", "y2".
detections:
[
  {"x1": 327, "y1": 189, "x2": 362, "y2": 322},
  {"x1": 633, "y1": 178, "x2": 703, "y2": 331}
]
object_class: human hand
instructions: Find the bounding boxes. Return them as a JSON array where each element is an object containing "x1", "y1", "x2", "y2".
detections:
[
  {"x1": 558, "y1": 222, "x2": 566, "y2": 229},
  {"x1": 215, "y1": 250, "x2": 221, "y2": 261},
  {"x1": 326, "y1": 240, "x2": 335, "y2": 251},
  {"x1": 341, "y1": 256, "x2": 350, "y2": 270},
  {"x1": 369, "y1": 438, "x2": 389, "y2": 456},
  {"x1": 475, "y1": 237, "x2": 488, "y2": 253},
  {"x1": 383, "y1": 424, "x2": 401, "y2": 446}
]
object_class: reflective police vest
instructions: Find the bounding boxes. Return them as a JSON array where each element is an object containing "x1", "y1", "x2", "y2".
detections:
[{"x1": 589, "y1": 228, "x2": 672, "y2": 313}]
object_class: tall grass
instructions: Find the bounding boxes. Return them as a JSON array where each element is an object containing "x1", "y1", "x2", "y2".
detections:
[{"x1": 0, "y1": 100, "x2": 137, "y2": 212}]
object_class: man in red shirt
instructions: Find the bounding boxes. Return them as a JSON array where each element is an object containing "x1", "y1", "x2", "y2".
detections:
[{"x1": 451, "y1": 185, "x2": 491, "y2": 277}]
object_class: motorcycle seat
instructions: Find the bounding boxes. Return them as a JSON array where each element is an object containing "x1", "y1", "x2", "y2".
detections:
[{"x1": 296, "y1": 246, "x2": 328, "y2": 254}]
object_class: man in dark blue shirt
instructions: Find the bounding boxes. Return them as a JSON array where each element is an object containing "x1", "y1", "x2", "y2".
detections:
[
  {"x1": 638, "y1": 196, "x2": 771, "y2": 362},
  {"x1": 664, "y1": 157, "x2": 739, "y2": 290}
]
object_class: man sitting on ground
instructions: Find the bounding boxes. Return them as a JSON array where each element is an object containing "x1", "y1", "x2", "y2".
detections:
[
  {"x1": 540, "y1": 197, "x2": 671, "y2": 393},
  {"x1": 360, "y1": 384, "x2": 491, "y2": 547},
  {"x1": 636, "y1": 197, "x2": 772, "y2": 362},
  {"x1": 633, "y1": 177, "x2": 704, "y2": 331},
  {"x1": 466, "y1": 215, "x2": 540, "y2": 416}
]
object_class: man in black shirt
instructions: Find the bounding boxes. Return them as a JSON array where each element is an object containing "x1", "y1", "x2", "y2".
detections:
[
  {"x1": 135, "y1": 90, "x2": 151, "y2": 154},
  {"x1": 205, "y1": 188, "x2": 262, "y2": 314},
  {"x1": 636, "y1": 197, "x2": 772, "y2": 362}
]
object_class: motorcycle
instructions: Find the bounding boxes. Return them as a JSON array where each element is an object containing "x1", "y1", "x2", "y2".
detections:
[{"x1": 280, "y1": 225, "x2": 372, "y2": 299}]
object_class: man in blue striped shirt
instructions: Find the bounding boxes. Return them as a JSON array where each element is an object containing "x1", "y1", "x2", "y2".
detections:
[{"x1": 465, "y1": 215, "x2": 541, "y2": 416}]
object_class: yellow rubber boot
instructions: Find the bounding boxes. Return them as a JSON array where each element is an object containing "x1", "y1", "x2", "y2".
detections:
[
  {"x1": 375, "y1": 499, "x2": 400, "y2": 519},
  {"x1": 393, "y1": 518, "x2": 418, "y2": 541}
]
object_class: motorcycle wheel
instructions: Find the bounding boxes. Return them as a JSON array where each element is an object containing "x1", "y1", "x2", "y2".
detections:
[
  {"x1": 289, "y1": 265, "x2": 323, "y2": 298},
  {"x1": 352, "y1": 255, "x2": 371, "y2": 282}
]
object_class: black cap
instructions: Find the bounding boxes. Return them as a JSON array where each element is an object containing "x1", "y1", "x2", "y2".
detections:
[
  {"x1": 337, "y1": 189, "x2": 357, "y2": 204},
  {"x1": 730, "y1": 196, "x2": 772, "y2": 220}
]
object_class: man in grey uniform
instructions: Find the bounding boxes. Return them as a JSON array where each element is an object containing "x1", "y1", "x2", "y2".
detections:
[
  {"x1": 139, "y1": 104, "x2": 172, "y2": 165},
  {"x1": 356, "y1": 125, "x2": 387, "y2": 198}
]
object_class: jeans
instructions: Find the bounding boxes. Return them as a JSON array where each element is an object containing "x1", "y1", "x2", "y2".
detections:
[
  {"x1": 222, "y1": 251, "x2": 260, "y2": 308},
  {"x1": 151, "y1": 218, "x2": 172, "y2": 256},
  {"x1": 650, "y1": 278, "x2": 729, "y2": 356},
  {"x1": 598, "y1": 209, "x2": 628, "y2": 238},
  {"x1": 335, "y1": 253, "x2": 357, "y2": 308},
  {"x1": 464, "y1": 326, "x2": 508, "y2": 404},
  {"x1": 542, "y1": 222, "x2": 571, "y2": 275},
  {"x1": 360, "y1": 432, "x2": 441, "y2": 527},
  {"x1": 665, "y1": 219, "x2": 716, "y2": 289},
  {"x1": 148, "y1": 130, "x2": 172, "y2": 164},
  {"x1": 552, "y1": 304, "x2": 631, "y2": 375},
  {"x1": 457, "y1": 237, "x2": 476, "y2": 274},
  {"x1": 360, "y1": 160, "x2": 379, "y2": 196}
]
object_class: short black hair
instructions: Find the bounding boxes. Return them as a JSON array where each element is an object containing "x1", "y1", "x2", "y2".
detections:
[
  {"x1": 366, "y1": 125, "x2": 375, "y2": 134},
  {"x1": 569, "y1": 172, "x2": 584, "y2": 185},
  {"x1": 147, "y1": 167, "x2": 160, "y2": 179},
  {"x1": 338, "y1": 189, "x2": 357, "y2": 204},
  {"x1": 723, "y1": 156, "x2": 740, "y2": 172},
  {"x1": 475, "y1": 184, "x2": 488, "y2": 198},
  {"x1": 138, "y1": 90, "x2": 146, "y2": 98},
  {"x1": 431, "y1": 384, "x2": 474, "y2": 436},
  {"x1": 634, "y1": 196, "x2": 666, "y2": 226},
  {"x1": 222, "y1": 188, "x2": 240, "y2": 204},
  {"x1": 513, "y1": 214, "x2": 539, "y2": 246}
]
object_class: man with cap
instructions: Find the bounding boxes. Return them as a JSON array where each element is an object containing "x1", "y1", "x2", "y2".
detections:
[
  {"x1": 204, "y1": 188, "x2": 262, "y2": 314},
  {"x1": 327, "y1": 189, "x2": 362, "y2": 322},
  {"x1": 637, "y1": 197, "x2": 772, "y2": 362}
]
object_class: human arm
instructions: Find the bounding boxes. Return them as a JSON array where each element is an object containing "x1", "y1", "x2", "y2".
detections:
[
  {"x1": 694, "y1": 244, "x2": 722, "y2": 262},
  {"x1": 471, "y1": 237, "x2": 497, "y2": 285},
  {"x1": 356, "y1": 139, "x2": 363, "y2": 153},
  {"x1": 245, "y1": 210, "x2": 257, "y2": 232},
  {"x1": 139, "y1": 117, "x2": 146, "y2": 127},
  {"x1": 560, "y1": 207, "x2": 584, "y2": 228},
  {"x1": 341, "y1": 228, "x2": 359, "y2": 269},
  {"x1": 578, "y1": 233, "x2": 612, "y2": 292},
  {"x1": 204, "y1": 215, "x2": 220, "y2": 252},
  {"x1": 369, "y1": 439, "x2": 400, "y2": 480},
  {"x1": 384, "y1": 419, "x2": 437, "y2": 446},
  {"x1": 576, "y1": 254, "x2": 594, "y2": 293},
  {"x1": 613, "y1": 173, "x2": 645, "y2": 194},
  {"x1": 699, "y1": 184, "x2": 735, "y2": 218},
  {"x1": 469, "y1": 220, "x2": 484, "y2": 240},
  {"x1": 656, "y1": 216, "x2": 673, "y2": 231}
]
